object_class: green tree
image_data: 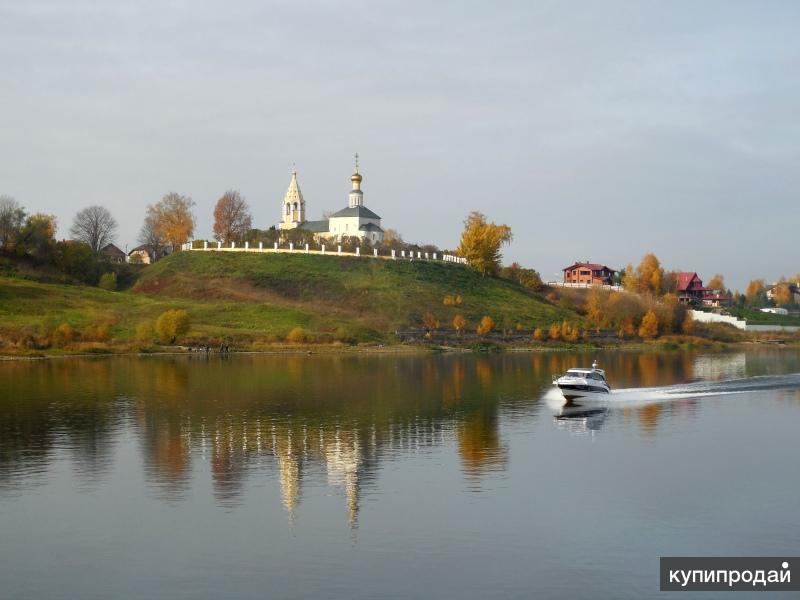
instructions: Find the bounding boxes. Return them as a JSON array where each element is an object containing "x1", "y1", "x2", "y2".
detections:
[
  {"x1": 0, "y1": 195, "x2": 26, "y2": 249},
  {"x1": 16, "y1": 213, "x2": 57, "y2": 260},
  {"x1": 457, "y1": 212, "x2": 513, "y2": 276},
  {"x1": 55, "y1": 241, "x2": 96, "y2": 283}
]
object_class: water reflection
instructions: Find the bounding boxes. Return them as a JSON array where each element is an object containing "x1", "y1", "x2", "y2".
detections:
[{"x1": 2, "y1": 349, "x2": 800, "y2": 522}]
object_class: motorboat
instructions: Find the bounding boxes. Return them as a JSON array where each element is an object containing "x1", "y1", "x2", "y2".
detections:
[{"x1": 553, "y1": 360, "x2": 611, "y2": 402}]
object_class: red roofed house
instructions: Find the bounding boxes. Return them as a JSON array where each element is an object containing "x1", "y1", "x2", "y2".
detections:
[
  {"x1": 677, "y1": 272, "x2": 731, "y2": 307},
  {"x1": 562, "y1": 262, "x2": 616, "y2": 286}
]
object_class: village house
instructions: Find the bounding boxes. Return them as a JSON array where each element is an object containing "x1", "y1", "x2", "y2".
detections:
[
  {"x1": 562, "y1": 262, "x2": 616, "y2": 286},
  {"x1": 766, "y1": 283, "x2": 800, "y2": 305},
  {"x1": 127, "y1": 245, "x2": 169, "y2": 264},
  {"x1": 99, "y1": 243, "x2": 126, "y2": 264},
  {"x1": 279, "y1": 156, "x2": 384, "y2": 245},
  {"x1": 677, "y1": 272, "x2": 731, "y2": 307}
]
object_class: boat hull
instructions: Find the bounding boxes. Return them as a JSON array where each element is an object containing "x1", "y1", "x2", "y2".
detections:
[{"x1": 556, "y1": 383, "x2": 611, "y2": 402}]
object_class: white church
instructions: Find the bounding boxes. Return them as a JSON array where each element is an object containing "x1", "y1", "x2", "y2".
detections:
[{"x1": 278, "y1": 157, "x2": 384, "y2": 245}]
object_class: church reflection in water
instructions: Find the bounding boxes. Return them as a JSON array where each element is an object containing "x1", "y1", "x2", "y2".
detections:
[{"x1": 2, "y1": 349, "x2": 793, "y2": 525}]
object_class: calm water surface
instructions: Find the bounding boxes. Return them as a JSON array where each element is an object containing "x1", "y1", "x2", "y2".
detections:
[{"x1": 2, "y1": 350, "x2": 800, "y2": 599}]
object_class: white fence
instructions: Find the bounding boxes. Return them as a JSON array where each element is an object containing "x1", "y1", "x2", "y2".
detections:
[
  {"x1": 180, "y1": 240, "x2": 468, "y2": 265},
  {"x1": 689, "y1": 309, "x2": 800, "y2": 333}
]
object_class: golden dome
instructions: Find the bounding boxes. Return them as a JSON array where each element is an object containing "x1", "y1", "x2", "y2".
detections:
[{"x1": 351, "y1": 172, "x2": 362, "y2": 183}]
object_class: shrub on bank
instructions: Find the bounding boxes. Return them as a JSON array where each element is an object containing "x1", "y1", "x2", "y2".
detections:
[
  {"x1": 98, "y1": 272, "x2": 117, "y2": 291},
  {"x1": 155, "y1": 309, "x2": 190, "y2": 344}
]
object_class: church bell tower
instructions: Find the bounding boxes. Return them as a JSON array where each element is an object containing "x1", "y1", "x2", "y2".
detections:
[{"x1": 280, "y1": 169, "x2": 305, "y2": 230}]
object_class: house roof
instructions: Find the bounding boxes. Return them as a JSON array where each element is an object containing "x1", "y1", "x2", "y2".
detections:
[
  {"x1": 100, "y1": 243, "x2": 126, "y2": 256},
  {"x1": 329, "y1": 205, "x2": 381, "y2": 220},
  {"x1": 298, "y1": 219, "x2": 330, "y2": 233},
  {"x1": 359, "y1": 223, "x2": 384, "y2": 233},
  {"x1": 562, "y1": 261, "x2": 615, "y2": 273},
  {"x1": 676, "y1": 272, "x2": 702, "y2": 291},
  {"x1": 129, "y1": 245, "x2": 152, "y2": 255}
]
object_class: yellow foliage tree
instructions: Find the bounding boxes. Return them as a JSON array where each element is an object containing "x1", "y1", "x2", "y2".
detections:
[
  {"x1": 532, "y1": 328, "x2": 543, "y2": 341},
  {"x1": 637, "y1": 253, "x2": 664, "y2": 295},
  {"x1": 476, "y1": 315, "x2": 495, "y2": 337},
  {"x1": 585, "y1": 287, "x2": 609, "y2": 329},
  {"x1": 707, "y1": 273, "x2": 725, "y2": 291},
  {"x1": 453, "y1": 314, "x2": 467, "y2": 335},
  {"x1": 548, "y1": 322, "x2": 562, "y2": 341},
  {"x1": 155, "y1": 309, "x2": 190, "y2": 344},
  {"x1": 745, "y1": 279, "x2": 766, "y2": 302},
  {"x1": 562, "y1": 321, "x2": 579, "y2": 342},
  {"x1": 638, "y1": 310, "x2": 659, "y2": 339},
  {"x1": 457, "y1": 211, "x2": 513, "y2": 276},
  {"x1": 145, "y1": 192, "x2": 196, "y2": 251},
  {"x1": 772, "y1": 283, "x2": 794, "y2": 306},
  {"x1": 681, "y1": 311, "x2": 695, "y2": 335}
]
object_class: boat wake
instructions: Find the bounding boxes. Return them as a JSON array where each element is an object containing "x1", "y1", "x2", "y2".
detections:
[{"x1": 546, "y1": 372, "x2": 800, "y2": 409}]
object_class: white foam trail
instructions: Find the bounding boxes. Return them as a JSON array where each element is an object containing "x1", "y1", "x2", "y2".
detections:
[{"x1": 546, "y1": 373, "x2": 800, "y2": 410}]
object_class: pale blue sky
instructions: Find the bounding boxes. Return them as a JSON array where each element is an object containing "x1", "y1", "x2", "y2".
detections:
[{"x1": 1, "y1": 0, "x2": 798, "y2": 290}]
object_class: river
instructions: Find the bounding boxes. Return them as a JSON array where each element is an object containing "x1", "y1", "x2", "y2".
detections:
[{"x1": 1, "y1": 349, "x2": 799, "y2": 599}]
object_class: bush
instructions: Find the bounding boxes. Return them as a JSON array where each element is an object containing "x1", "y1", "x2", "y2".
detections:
[
  {"x1": 548, "y1": 322, "x2": 562, "y2": 341},
  {"x1": 476, "y1": 315, "x2": 495, "y2": 337},
  {"x1": 155, "y1": 309, "x2": 190, "y2": 344},
  {"x1": 532, "y1": 327, "x2": 543, "y2": 341},
  {"x1": 85, "y1": 322, "x2": 111, "y2": 342},
  {"x1": 98, "y1": 272, "x2": 117, "y2": 291},
  {"x1": 453, "y1": 314, "x2": 467, "y2": 334},
  {"x1": 286, "y1": 327, "x2": 311, "y2": 343},
  {"x1": 135, "y1": 321, "x2": 153, "y2": 344},
  {"x1": 53, "y1": 322, "x2": 74, "y2": 347}
]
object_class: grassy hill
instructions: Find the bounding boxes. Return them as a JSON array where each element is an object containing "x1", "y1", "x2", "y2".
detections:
[{"x1": 1, "y1": 251, "x2": 581, "y2": 354}]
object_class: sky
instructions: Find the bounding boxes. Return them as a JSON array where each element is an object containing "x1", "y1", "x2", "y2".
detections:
[{"x1": 1, "y1": 0, "x2": 798, "y2": 291}]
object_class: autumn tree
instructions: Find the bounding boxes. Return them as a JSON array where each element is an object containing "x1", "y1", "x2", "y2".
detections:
[
  {"x1": 382, "y1": 228, "x2": 404, "y2": 249},
  {"x1": 637, "y1": 253, "x2": 664, "y2": 295},
  {"x1": 15, "y1": 213, "x2": 57, "y2": 259},
  {"x1": 212, "y1": 190, "x2": 252, "y2": 243},
  {"x1": 69, "y1": 205, "x2": 118, "y2": 253},
  {"x1": 585, "y1": 287, "x2": 609, "y2": 329},
  {"x1": 457, "y1": 211, "x2": 512, "y2": 276},
  {"x1": 155, "y1": 309, "x2": 190, "y2": 344},
  {"x1": 745, "y1": 279, "x2": 766, "y2": 306},
  {"x1": 707, "y1": 273, "x2": 725, "y2": 291},
  {"x1": 0, "y1": 195, "x2": 25, "y2": 248},
  {"x1": 500, "y1": 262, "x2": 543, "y2": 291},
  {"x1": 621, "y1": 264, "x2": 637, "y2": 292},
  {"x1": 682, "y1": 311, "x2": 695, "y2": 335},
  {"x1": 476, "y1": 315, "x2": 495, "y2": 336},
  {"x1": 144, "y1": 192, "x2": 196, "y2": 252},
  {"x1": 772, "y1": 282, "x2": 794, "y2": 306},
  {"x1": 453, "y1": 314, "x2": 467, "y2": 335},
  {"x1": 638, "y1": 310, "x2": 659, "y2": 339},
  {"x1": 422, "y1": 312, "x2": 440, "y2": 333},
  {"x1": 548, "y1": 322, "x2": 562, "y2": 341}
]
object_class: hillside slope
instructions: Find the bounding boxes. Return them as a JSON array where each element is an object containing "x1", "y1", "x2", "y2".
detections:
[
  {"x1": 1, "y1": 252, "x2": 582, "y2": 353},
  {"x1": 134, "y1": 252, "x2": 579, "y2": 332}
]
